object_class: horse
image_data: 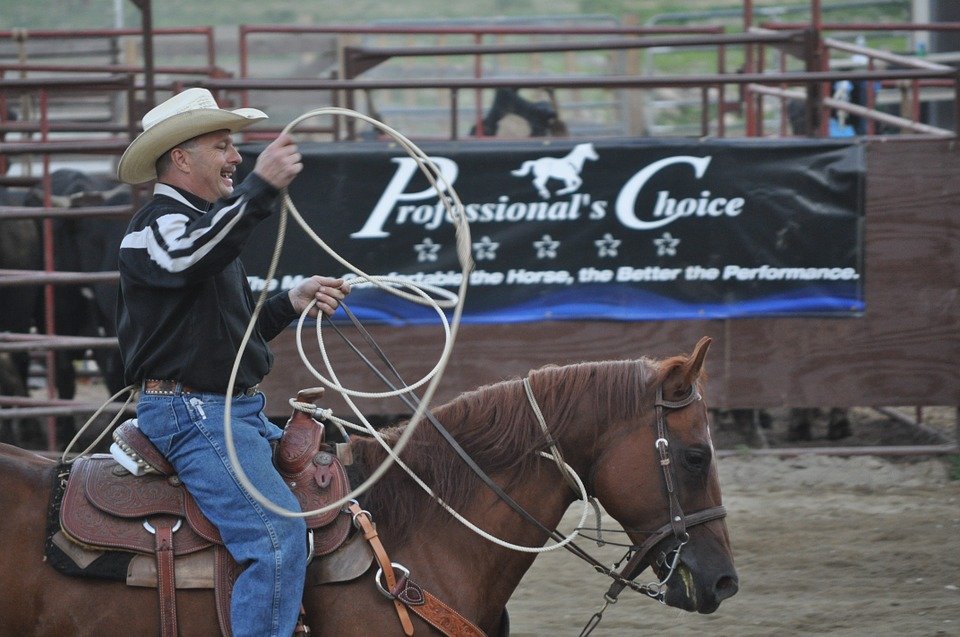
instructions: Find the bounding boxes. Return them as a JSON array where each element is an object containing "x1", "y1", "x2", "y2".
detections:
[
  {"x1": 787, "y1": 407, "x2": 851, "y2": 441},
  {"x1": 0, "y1": 337, "x2": 737, "y2": 636},
  {"x1": 469, "y1": 87, "x2": 568, "y2": 139},
  {"x1": 510, "y1": 142, "x2": 598, "y2": 199},
  {"x1": 714, "y1": 407, "x2": 851, "y2": 444}
]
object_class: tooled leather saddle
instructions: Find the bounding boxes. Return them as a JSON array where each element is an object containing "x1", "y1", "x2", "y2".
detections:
[{"x1": 55, "y1": 391, "x2": 355, "y2": 637}]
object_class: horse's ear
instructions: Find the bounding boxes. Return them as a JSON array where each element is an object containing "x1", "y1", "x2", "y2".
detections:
[
  {"x1": 687, "y1": 336, "x2": 712, "y2": 380},
  {"x1": 661, "y1": 337, "x2": 712, "y2": 400}
]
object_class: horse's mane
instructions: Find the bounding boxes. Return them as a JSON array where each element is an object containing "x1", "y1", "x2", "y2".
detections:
[{"x1": 351, "y1": 355, "x2": 673, "y2": 545}]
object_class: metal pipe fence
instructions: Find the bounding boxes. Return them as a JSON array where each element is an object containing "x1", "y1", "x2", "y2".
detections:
[{"x1": 1, "y1": 14, "x2": 957, "y2": 455}]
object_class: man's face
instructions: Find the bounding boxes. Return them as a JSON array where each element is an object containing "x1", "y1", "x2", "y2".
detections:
[{"x1": 179, "y1": 129, "x2": 242, "y2": 201}]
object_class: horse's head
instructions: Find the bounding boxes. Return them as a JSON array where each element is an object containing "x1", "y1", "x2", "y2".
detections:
[
  {"x1": 577, "y1": 142, "x2": 599, "y2": 162},
  {"x1": 590, "y1": 336, "x2": 738, "y2": 613}
]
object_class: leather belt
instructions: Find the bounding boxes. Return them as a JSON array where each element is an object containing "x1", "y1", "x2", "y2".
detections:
[{"x1": 141, "y1": 379, "x2": 260, "y2": 398}]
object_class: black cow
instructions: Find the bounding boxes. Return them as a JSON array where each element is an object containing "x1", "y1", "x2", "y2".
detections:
[
  {"x1": 0, "y1": 187, "x2": 42, "y2": 446},
  {"x1": 0, "y1": 171, "x2": 129, "y2": 448},
  {"x1": 0, "y1": 186, "x2": 44, "y2": 447},
  {"x1": 0, "y1": 186, "x2": 41, "y2": 386},
  {"x1": 26, "y1": 170, "x2": 129, "y2": 400}
]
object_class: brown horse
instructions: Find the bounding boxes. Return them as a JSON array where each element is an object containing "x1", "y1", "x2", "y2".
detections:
[{"x1": 0, "y1": 337, "x2": 737, "y2": 636}]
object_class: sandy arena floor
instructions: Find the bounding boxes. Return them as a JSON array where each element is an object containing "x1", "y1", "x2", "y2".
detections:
[{"x1": 508, "y1": 452, "x2": 960, "y2": 637}]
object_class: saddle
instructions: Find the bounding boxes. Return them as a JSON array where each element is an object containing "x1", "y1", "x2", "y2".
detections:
[{"x1": 57, "y1": 392, "x2": 354, "y2": 637}]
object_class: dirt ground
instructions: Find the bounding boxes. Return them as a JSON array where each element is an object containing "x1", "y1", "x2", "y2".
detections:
[{"x1": 507, "y1": 408, "x2": 960, "y2": 637}]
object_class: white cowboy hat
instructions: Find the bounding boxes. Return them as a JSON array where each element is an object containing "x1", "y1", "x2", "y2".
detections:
[{"x1": 117, "y1": 87, "x2": 268, "y2": 184}]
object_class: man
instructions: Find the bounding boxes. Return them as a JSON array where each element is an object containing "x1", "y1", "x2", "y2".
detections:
[{"x1": 116, "y1": 88, "x2": 348, "y2": 636}]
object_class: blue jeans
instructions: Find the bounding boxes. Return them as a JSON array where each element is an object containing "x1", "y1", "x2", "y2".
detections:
[{"x1": 137, "y1": 390, "x2": 307, "y2": 637}]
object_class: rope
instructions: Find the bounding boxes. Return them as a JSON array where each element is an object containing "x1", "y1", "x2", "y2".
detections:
[
  {"x1": 281, "y1": 108, "x2": 473, "y2": 308},
  {"x1": 60, "y1": 384, "x2": 137, "y2": 463},
  {"x1": 305, "y1": 307, "x2": 595, "y2": 552},
  {"x1": 223, "y1": 108, "x2": 597, "y2": 553},
  {"x1": 296, "y1": 278, "x2": 452, "y2": 399},
  {"x1": 222, "y1": 107, "x2": 472, "y2": 519}
]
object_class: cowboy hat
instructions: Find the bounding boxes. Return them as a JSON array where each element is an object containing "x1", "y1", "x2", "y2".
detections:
[{"x1": 117, "y1": 87, "x2": 268, "y2": 184}]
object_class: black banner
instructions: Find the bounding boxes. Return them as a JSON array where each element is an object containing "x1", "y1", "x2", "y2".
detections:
[{"x1": 238, "y1": 138, "x2": 865, "y2": 324}]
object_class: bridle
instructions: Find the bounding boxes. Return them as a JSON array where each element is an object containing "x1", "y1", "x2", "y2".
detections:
[
  {"x1": 524, "y1": 382, "x2": 728, "y2": 636},
  {"x1": 595, "y1": 385, "x2": 727, "y2": 597}
]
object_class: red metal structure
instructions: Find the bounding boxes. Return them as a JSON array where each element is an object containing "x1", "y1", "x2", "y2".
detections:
[{"x1": 0, "y1": 0, "x2": 957, "y2": 453}]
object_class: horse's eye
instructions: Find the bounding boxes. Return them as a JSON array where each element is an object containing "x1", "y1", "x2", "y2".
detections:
[{"x1": 681, "y1": 447, "x2": 710, "y2": 474}]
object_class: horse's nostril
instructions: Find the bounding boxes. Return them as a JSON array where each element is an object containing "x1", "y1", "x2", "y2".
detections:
[{"x1": 715, "y1": 574, "x2": 739, "y2": 602}]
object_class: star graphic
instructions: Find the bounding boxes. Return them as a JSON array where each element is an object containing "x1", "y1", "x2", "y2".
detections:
[
  {"x1": 594, "y1": 233, "x2": 621, "y2": 258},
  {"x1": 533, "y1": 234, "x2": 560, "y2": 259},
  {"x1": 654, "y1": 232, "x2": 680, "y2": 257},
  {"x1": 414, "y1": 237, "x2": 442, "y2": 262},
  {"x1": 473, "y1": 236, "x2": 500, "y2": 261}
]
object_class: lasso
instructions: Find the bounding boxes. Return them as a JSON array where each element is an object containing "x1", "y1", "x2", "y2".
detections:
[{"x1": 221, "y1": 108, "x2": 592, "y2": 552}]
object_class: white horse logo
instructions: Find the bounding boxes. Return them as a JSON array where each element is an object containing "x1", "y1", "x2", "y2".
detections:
[{"x1": 511, "y1": 142, "x2": 599, "y2": 199}]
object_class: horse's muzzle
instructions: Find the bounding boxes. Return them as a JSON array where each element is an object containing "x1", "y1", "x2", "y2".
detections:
[{"x1": 663, "y1": 560, "x2": 739, "y2": 613}]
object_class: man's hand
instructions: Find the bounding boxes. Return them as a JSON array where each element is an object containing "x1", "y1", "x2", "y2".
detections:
[
  {"x1": 253, "y1": 133, "x2": 303, "y2": 189},
  {"x1": 289, "y1": 276, "x2": 351, "y2": 318}
]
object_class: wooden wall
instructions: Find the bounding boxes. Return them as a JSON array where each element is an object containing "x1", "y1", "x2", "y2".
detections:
[{"x1": 260, "y1": 139, "x2": 960, "y2": 416}]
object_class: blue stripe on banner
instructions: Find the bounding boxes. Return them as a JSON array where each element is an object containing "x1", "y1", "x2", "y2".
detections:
[{"x1": 331, "y1": 285, "x2": 864, "y2": 326}]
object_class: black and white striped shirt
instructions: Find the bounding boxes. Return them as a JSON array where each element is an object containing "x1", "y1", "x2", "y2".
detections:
[{"x1": 117, "y1": 173, "x2": 295, "y2": 391}]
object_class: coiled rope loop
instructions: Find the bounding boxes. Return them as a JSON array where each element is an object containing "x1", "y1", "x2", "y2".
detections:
[
  {"x1": 221, "y1": 108, "x2": 592, "y2": 553},
  {"x1": 223, "y1": 107, "x2": 471, "y2": 519}
]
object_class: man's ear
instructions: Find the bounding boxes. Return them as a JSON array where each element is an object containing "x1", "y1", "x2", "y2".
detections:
[{"x1": 169, "y1": 147, "x2": 192, "y2": 174}]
